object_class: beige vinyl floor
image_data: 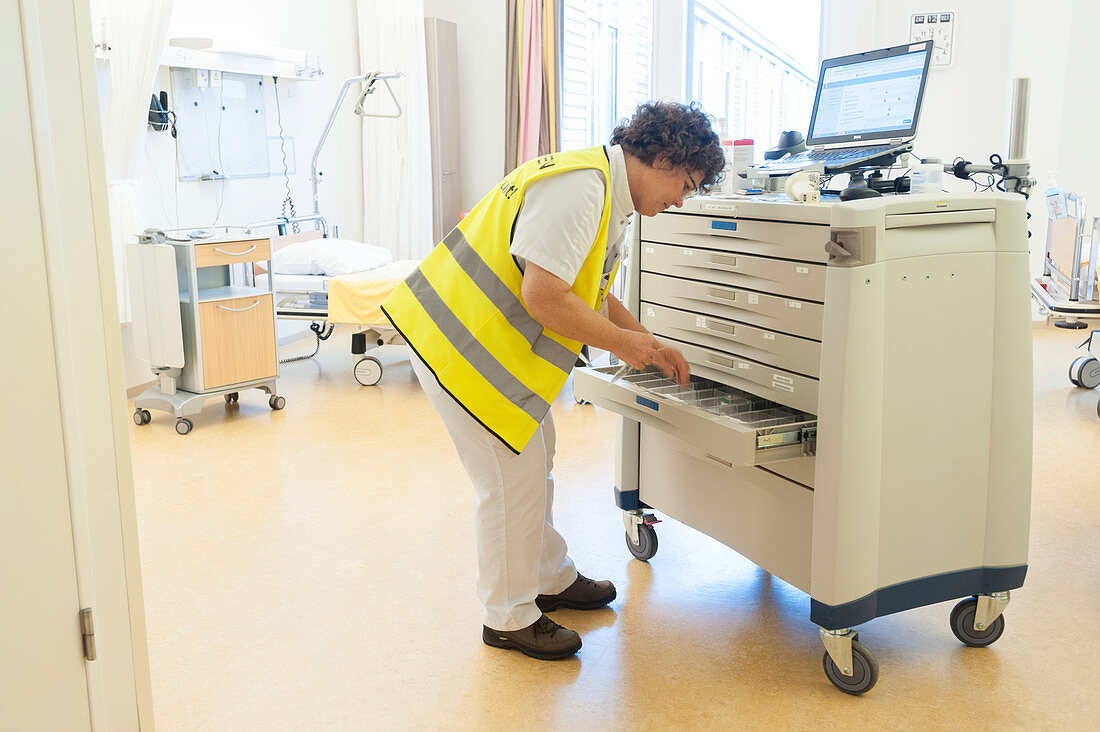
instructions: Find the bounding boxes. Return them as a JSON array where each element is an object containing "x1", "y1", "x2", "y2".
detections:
[{"x1": 128, "y1": 324, "x2": 1100, "y2": 730}]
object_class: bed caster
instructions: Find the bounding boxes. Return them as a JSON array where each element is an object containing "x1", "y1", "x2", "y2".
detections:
[
  {"x1": 1069, "y1": 356, "x2": 1100, "y2": 389},
  {"x1": 133, "y1": 409, "x2": 151, "y2": 426},
  {"x1": 224, "y1": 392, "x2": 239, "y2": 405},
  {"x1": 354, "y1": 356, "x2": 383, "y2": 386},
  {"x1": 268, "y1": 395, "x2": 286, "y2": 410},
  {"x1": 820, "y1": 629, "x2": 879, "y2": 695},
  {"x1": 950, "y1": 594, "x2": 1007, "y2": 647},
  {"x1": 175, "y1": 418, "x2": 193, "y2": 435}
]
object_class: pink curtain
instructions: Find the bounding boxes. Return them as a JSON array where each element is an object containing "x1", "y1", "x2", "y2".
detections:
[
  {"x1": 518, "y1": 0, "x2": 543, "y2": 165},
  {"x1": 505, "y1": 0, "x2": 560, "y2": 173}
]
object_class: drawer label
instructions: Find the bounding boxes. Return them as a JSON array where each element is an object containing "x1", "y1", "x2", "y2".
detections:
[
  {"x1": 763, "y1": 332, "x2": 776, "y2": 341},
  {"x1": 795, "y1": 266, "x2": 810, "y2": 275},
  {"x1": 703, "y1": 202, "x2": 737, "y2": 213},
  {"x1": 788, "y1": 300, "x2": 803, "y2": 309},
  {"x1": 645, "y1": 246, "x2": 655, "y2": 254},
  {"x1": 772, "y1": 373, "x2": 794, "y2": 384},
  {"x1": 684, "y1": 249, "x2": 694, "y2": 256},
  {"x1": 771, "y1": 380, "x2": 795, "y2": 392},
  {"x1": 635, "y1": 395, "x2": 659, "y2": 411},
  {"x1": 696, "y1": 315, "x2": 707, "y2": 328},
  {"x1": 747, "y1": 293, "x2": 760, "y2": 305},
  {"x1": 738, "y1": 362, "x2": 750, "y2": 370},
  {"x1": 710, "y1": 221, "x2": 738, "y2": 231},
  {"x1": 647, "y1": 307, "x2": 656, "y2": 318}
]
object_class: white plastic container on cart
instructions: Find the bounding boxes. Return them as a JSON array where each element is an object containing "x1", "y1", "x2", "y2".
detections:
[{"x1": 911, "y1": 156, "x2": 943, "y2": 194}]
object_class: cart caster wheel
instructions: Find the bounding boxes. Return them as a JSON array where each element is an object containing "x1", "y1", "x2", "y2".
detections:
[
  {"x1": 175, "y1": 418, "x2": 193, "y2": 435},
  {"x1": 354, "y1": 356, "x2": 383, "y2": 386},
  {"x1": 269, "y1": 395, "x2": 286, "y2": 410},
  {"x1": 133, "y1": 409, "x2": 151, "y2": 426},
  {"x1": 822, "y1": 640, "x2": 879, "y2": 695},
  {"x1": 950, "y1": 597, "x2": 1005, "y2": 647},
  {"x1": 224, "y1": 392, "x2": 239, "y2": 404},
  {"x1": 625, "y1": 524, "x2": 658, "y2": 561},
  {"x1": 1069, "y1": 356, "x2": 1100, "y2": 389}
]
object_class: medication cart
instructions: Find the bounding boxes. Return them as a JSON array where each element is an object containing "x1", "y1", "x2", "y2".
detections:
[{"x1": 573, "y1": 193, "x2": 1033, "y2": 694}]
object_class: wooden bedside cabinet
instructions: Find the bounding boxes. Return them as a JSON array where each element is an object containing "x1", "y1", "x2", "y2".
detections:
[{"x1": 130, "y1": 233, "x2": 284, "y2": 435}]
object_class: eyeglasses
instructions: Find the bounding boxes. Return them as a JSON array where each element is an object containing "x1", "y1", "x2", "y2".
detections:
[{"x1": 682, "y1": 172, "x2": 700, "y2": 200}]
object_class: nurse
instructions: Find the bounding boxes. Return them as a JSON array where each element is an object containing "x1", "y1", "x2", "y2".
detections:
[{"x1": 382, "y1": 101, "x2": 725, "y2": 660}]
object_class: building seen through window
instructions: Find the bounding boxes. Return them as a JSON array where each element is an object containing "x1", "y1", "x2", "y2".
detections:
[
  {"x1": 690, "y1": 0, "x2": 821, "y2": 153},
  {"x1": 560, "y1": 0, "x2": 653, "y2": 151}
]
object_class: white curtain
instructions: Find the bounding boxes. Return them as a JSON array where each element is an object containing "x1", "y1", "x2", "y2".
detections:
[
  {"x1": 357, "y1": 0, "x2": 435, "y2": 259},
  {"x1": 94, "y1": 0, "x2": 174, "y2": 323}
]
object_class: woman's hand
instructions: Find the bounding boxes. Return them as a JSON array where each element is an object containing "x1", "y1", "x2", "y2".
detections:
[
  {"x1": 614, "y1": 330, "x2": 666, "y2": 371},
  {"x1": 652, "y1": 344, "x2": 691, "y2": 387}
]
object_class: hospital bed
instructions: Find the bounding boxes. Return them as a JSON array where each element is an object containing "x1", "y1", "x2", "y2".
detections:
[
  {"x1": 253, "y1": 229, "x2": 417, "y2": 385},
  {"x1": 1029, "y1": 192, "x2": 1100, "y2": 417}
]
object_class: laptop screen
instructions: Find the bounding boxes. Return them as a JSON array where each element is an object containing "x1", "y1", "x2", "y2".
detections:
[{"x1": 807, "y1": 41, "x2": 932, "y2": 146}]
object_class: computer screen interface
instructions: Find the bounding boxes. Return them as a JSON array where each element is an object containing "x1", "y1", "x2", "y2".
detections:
[{"x1": 808, "y1": 45, "x2": 930, "y2": 144}]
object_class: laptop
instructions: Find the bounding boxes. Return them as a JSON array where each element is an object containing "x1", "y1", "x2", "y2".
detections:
[{"x1": 752, "y1": 40, "x2": 933, "y2": 177}]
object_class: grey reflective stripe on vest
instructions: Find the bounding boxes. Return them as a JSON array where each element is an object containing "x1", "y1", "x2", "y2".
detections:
[
  {"x1": 441, "y1": 228, "x2": 577, "y2": 373},
  {"x1": 405, "y1": 269, "x2": 549, "y2": 422}
]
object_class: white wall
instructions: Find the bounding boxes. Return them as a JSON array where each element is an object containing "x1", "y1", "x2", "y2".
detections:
[
  {"x1": 143, "y1": 0, "x2": 365, "y2": 240},
  {"x1": 422, "y1": 0, "x2": 505, "y2": 211},
  {"x1": 825, "y1": 0, "x2": 1089, "y2": 292}
]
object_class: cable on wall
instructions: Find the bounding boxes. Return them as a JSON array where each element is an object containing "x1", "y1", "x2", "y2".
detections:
[{"x1": 273, "y1": 76, "x2": 300, "y2": 234}]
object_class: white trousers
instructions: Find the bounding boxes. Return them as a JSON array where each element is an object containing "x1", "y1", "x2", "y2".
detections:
[{"x1": 410, "y1": 352, "x2": 578, "y2": 631}]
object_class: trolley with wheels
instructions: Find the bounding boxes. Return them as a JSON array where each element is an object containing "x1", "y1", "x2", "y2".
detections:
[
  {"x1": 127, "y1": 230, "x2": 285, "y2": 434},
  {"x1": 574, "y1": 194, "x2": 1032, "y2": 695},
  {"x1": 132, "y1": 376, "x2": 285, "y2": 435}
]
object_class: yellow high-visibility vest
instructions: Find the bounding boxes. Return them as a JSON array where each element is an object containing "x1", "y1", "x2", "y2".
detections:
[{"x1": 382, "y1": 147, "x2": 619, "y2": 454}]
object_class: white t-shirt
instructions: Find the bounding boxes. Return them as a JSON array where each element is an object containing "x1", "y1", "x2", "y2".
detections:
[{"x1": 509, "y1": 145, "x2": 634, "y2": 293}]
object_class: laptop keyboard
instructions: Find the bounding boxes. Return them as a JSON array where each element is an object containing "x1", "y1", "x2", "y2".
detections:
[
  {"x1": 754, "y1": 144, "x2": 907, "y2": 175},
  {"x1": 805, "y1": 145, "x2": 893, "y2": 161}
]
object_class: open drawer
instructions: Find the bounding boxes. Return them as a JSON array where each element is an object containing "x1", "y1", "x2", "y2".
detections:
[{"x1": 573, "y1": 366, "x2": 817, "y2": 467}]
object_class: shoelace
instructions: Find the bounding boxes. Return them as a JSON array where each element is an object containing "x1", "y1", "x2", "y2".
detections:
[
  {"x1": 533, "y1": 615, "x2": 565, "y2": 638},
  {"x1": 574, "y1": 574, "x2": 599, "y2": 590}
]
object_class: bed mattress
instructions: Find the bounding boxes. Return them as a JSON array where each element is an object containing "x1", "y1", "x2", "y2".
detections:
[{"x1": 327, "y1": 259, "x2": 418, "y2": 325}]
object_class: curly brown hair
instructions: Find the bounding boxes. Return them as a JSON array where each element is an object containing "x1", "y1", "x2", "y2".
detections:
[{"x1": 610, "y1": 101, "x2": 726, "y2": 191}]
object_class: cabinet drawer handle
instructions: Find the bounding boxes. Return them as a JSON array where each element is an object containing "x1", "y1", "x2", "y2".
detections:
[
  {"x1": 703, "y1": 320, "x2": 737, "y2": 337},
  {"x1": 217, "y1": 300, "x2": 260, "y2": 312},
  {"x1": 707, "y1": 255, "x2": 740, "y2": 271},
  {"x1": 213, "y1": 244, "x2": 257, "y2": 256},
  {"x1": 706, "y1": 287, "x2": 738, "y2": 302}
]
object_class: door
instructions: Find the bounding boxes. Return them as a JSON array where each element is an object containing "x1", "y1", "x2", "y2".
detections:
[
  {"x1": 3, "y1": 0, "x2": 153, "y2": 728},
  {"x1": 1, "y1": 1, "x2": 92, "y2": 726}
]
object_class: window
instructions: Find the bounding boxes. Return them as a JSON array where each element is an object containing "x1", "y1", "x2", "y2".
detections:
[
  {"x1": 560, "y1": 0, "x2": 654, "y2": 151},
  {"x1": 689, "y1": 0, "x2": 821, "y2": 152}
]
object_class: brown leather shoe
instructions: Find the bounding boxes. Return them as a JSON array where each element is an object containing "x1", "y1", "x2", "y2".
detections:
[
  {"x1": 482, "y1": 615, "x2": 582, "y2": 660},
  {"x1": 536, "y1": 573, "x2": 617, "y2": 612}
]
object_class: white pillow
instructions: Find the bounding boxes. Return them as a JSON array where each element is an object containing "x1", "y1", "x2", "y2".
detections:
[{"x1": 272, "y1": 237, "x2": 393, "y2": 276}]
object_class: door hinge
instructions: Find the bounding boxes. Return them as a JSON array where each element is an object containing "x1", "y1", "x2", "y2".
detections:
[{"x1": 80, "y1": 608, "x2": 97, "y2": 661}]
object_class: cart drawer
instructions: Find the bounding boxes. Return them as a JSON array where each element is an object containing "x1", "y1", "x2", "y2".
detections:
[
  {"x1": 572, "y1": 366, "x2": 817, "y2": 467},
  {"x1": 641, "y1": 303, "x2": 822, "y2": 378},
  {"x1": 673, "y1": 339, "x2": 819, "y2": 414},
  {"x1": 194, "y1": 238, "x2": 272, "y2": 268},
  {"x1": 643, "y1": 212, "x2": 830, "y2": 263},
  {"x1": 642, "y1": 272, "x2": 825, "y2": 340},
  {"x1": 198, "y1": 293, "x2": 277, "y2": 389},
  {"x1": 640, "y1": 241, "x2": 827, "y2": 301}
]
